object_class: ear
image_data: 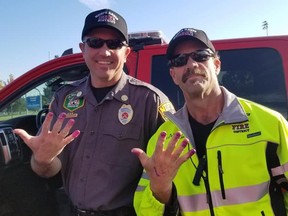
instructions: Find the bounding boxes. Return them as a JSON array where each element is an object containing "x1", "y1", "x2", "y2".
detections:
[
  {"x1": 124, "y1": 47, "x2": 131, "y2": 63},
  {"x1": 79, "y1": 43, "x2": 85, "y2": 53},
  {"x1": 214, "y1": 58, "x2": 221, "y2": 75},
  {"x1": 169, "y1": 68, "x2": 179, "y2": 85}
]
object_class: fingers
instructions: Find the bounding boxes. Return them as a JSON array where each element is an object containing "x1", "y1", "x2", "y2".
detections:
[
  {"x1": 166, "y1": 131, "x2": 182, "y2": 154},
  {"x1": 176, "y1": 148, "x2": 196, "y2": 167},
  {"x1": 158, "y1": 131, "x2": 195, "y2": 164},
  {"x1": 13, "y1": 129, "x2": 32, "y2": 144},
  {"x1": 59, "y1": 119, "x2": 75, "y2": 138},
  {"x1": 131, "y1": 148, "x2": 149, "y2": 167},
  {"x1": 154, "y1": 131, "x2": 167, "y2": 155},
  {"x1": 41, "y1": 112, "x2": 76, "y2": 138},
  {"x1": 41, "y1": 112, "x2": 54, "y2": 134},
  {"x1": 51, "y1": 112, "x2": 67, "y2": 134},
  {"x1": 63, "y1": 130, "x2": 81, "y2": 145}
]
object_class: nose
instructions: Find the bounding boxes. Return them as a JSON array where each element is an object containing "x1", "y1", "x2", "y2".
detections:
[
  {"x1": 186, "y1": 56, "x2": 199, "y2": 67},
  {"x1": 98, "y1": 44, "x2": 112, "y2": 56}
]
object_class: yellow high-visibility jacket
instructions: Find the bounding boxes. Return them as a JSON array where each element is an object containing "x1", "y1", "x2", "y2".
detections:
[{"x1": 134, "y1": 87, "x2": 288, "y2": 216}]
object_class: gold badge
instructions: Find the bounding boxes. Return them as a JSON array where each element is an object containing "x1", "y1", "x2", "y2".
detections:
[{"x1": 118, "y1": 104, "x2": 133, "y2": 125}]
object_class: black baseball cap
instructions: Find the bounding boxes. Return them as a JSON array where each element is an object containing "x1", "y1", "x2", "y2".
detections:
[
  {"x1": 166, "y1": 28, "x2": 215, "y2": 60},
  {"x1": 81, "y1": 9, "x2": 128, "y2": 42}
]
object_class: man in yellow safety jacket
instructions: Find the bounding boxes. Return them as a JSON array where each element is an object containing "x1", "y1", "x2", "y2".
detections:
[{"x1": 132, "y1": 27, "x2": 288, "y2": 216}]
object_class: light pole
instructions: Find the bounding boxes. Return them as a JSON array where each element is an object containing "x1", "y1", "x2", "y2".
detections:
[{"x1": 262, "y1": 21, "x2": 268, "y2": 36}]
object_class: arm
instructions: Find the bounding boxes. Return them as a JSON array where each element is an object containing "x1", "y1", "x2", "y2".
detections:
[
  {"x1": 132, "y1": 130, "x2": 195, "y2": 215},
  {"x1": 14, "y1": 112, "x2": 80, "y2": 177},
  {"x1": 278, "y1": 116, "x2": 288, "y2": 212}
]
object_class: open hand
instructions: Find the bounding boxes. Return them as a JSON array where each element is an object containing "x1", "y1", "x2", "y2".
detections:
[
  {"x1": 131, "y1": 131, "x2": 195, "y2": 203},
  {"x1": 14, "y1": 112, "x2": 80, "y2": 165}
]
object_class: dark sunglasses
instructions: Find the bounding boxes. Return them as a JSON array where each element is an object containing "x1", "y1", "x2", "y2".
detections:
[
  {"x1": 168, "y1": 49, "x2": 214, "y2": 67},
  {"x1": 83, "y1": 38, "x2": 128, "y2": 50}
]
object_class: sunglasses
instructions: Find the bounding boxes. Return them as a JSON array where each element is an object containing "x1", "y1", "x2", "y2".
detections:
[
  {"x1": 83, "y1": 38, "x2": 128, "y2": 50},
  {"x1": 168, "y1": 49, "x2": 214, "y2": 67}
]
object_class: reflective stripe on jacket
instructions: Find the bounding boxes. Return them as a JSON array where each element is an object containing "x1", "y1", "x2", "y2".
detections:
[{"x1": 134, "y1": 87, "x2": 288, "y2": 216}]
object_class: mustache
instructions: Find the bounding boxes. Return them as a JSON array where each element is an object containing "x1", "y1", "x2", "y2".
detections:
[{"x1": 182, "y1": 68, "x2": 203, "y2": 83}]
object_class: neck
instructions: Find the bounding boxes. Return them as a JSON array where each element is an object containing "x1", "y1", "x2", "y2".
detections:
[{"x1": 186, "y1": 89, "x2": 224, "y2": 125}]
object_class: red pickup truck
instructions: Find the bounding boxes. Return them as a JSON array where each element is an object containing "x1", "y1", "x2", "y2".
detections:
[{"x1": 0, "y1": 31, "x2": 288, "y2": 215}]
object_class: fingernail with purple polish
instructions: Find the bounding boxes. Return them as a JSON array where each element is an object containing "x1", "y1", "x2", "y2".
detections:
[
  {"x1": 189, "y1": 149, "x2": 196, "y2": 157},
  {"x1": 72, "y1": 130, "x2": 80, "y2": 138},
  {"x1": 48, "y1": 112, "x2": 53, "y2": 117},
  {"x1": 175, "y1": 132, "x2": 181, "y2": 138},
  {"x1": 59, "y1": 112, "x2": 66, "y2": 119},
  {"x1": 68, "y1": 119, "x2": 75, "y2": 125},
  {"x1": 160, "y1": 131, "x2": 166, "y2": 137},
  {"x1": 181, "y1": 140, "x2": 188, "y2": 148}
]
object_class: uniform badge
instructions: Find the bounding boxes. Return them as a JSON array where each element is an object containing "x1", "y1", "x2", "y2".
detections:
[
  {"x1": 118, "y1": 104, "x2": 133, "y2": 125},
  {"x1": 63, "y1": 91, "x2": 85, "y2": 112}
]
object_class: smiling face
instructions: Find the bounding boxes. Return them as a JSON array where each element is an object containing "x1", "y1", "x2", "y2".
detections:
[
  {"x1": 169, "y1": 40, "x2": 221, "y2": 99},
  {"x1": 79, "y1": 27, "x2": 130, "y2": 87}
]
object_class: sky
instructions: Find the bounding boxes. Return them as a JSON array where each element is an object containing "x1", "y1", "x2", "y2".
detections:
[{"x1": 1, "y1": 0, "x2": 288, "y2": 83}]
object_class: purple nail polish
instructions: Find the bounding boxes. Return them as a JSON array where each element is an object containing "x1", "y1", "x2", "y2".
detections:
[
  {"x1": 72, "y1": 130, "x2": 80, "y2": 138},
  {"x1": 189, "y1": 149, "x2": 196, "y2": 157},
  {"x1": 59, "y1": 112, "x2": 66, "y2": 119},
  {"x1": 160, "y1": 131, "x2": 166, "y2": 137},
  {"x1": 68, "y1": 119, "x2": 75, "y2": 125},
  {"x1": 175, "y1": 132, "x2": 181, "y2": 138},
  {"x1": 181, "y1": 140, "x2": 188, "y2": 148},
  {"x1": 48, "y1": 112, "x2": 53, "y2": 117}
]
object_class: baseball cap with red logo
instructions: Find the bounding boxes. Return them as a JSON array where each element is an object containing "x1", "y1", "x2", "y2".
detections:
[
  {"x1": 81, "y1": 9, "x2": 128, "y2": 42},
  {"x1": 166, "y1": 28, "x2": 215, "y2": 60}
]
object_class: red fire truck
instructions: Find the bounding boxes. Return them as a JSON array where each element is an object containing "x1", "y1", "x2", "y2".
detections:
[{"x1": 0, "y1": 31, "x2": 288, "y2": 215}]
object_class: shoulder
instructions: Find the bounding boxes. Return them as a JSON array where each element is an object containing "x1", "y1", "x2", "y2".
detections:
[
  {"x1": 55, "y1": 77, "x2": 87, "y2": 96},
  {"x1": 126, "y1": 75, "x2": 169, "y2": 99},
  {"x1": 125, "y1": 75, "x2": 176, "y2": 117},
  {"x1": 238, "y1": 97, "x2": 285, "y2": 120}
]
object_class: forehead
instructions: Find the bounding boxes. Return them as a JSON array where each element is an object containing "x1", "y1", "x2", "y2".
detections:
[
  {"x1": 173, "y1": 40, "x2": 207, "y2": 55},
  {"x1": 85, "y1": 27, "x2": 122, "y2": 39}
]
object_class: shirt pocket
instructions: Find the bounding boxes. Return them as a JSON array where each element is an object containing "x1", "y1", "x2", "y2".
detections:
[{"x1": 99, "y1": 123, "x2": 143, "y2": 167}]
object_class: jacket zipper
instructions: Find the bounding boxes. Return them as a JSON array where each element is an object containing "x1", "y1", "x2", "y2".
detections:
[
  {"x1": 217, "y1": 150, "x2": 226, "y2": 199},
  {"x1": 192, "y1": 156, "x2": 215, "y2": 216}
]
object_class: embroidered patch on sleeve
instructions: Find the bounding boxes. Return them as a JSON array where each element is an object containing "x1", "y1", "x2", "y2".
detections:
[
  {"x1": 63, "y1": 91, "x2": 85, "y2": 112},
  {"x1": 159, "y1": 102, "x2": 175, "y2": 121}
]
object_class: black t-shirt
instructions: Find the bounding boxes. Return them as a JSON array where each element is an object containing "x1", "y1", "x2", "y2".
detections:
[
  {"x1": 91, "y1": 84, "x2": 115, "y2": 102},
  {"x1": 188, "y1": 115, "x2": 216, "y2": 159}
]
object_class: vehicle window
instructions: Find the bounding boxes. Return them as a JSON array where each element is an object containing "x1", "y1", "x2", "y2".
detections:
[
  {"x1": 0, "y1": 64, "x2": 89, "y2": 124},
  {"x1": 151, "y1": 48, "x2": 287, "y2": 119},
  {"x1": 0, "y1": 79, "x2": 58, "y2": 122},
  {"x1": 218, "y1": 48, "x2": 287, "y2": 119}
]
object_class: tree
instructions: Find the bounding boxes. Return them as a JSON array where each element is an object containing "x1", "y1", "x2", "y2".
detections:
[
  {"x1": 262, "y1": 21, "x2": 268, "y2": 36},
  {"x1": 0, "y1": 74, "x2": 15, "y2": 90},
  {"x1": 0, "y1": 80, "x2": 5, "y2": 90}
]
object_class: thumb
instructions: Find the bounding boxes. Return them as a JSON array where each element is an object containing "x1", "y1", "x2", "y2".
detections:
[
  {"x1": 14, "y1": 129, "x2": 32, "y2": 144},
  {"x1": 131, "y1": 148, "x2": 149, "y2": 167}
]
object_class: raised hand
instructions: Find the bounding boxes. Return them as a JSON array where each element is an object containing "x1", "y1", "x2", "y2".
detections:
[
  {"x1": 14, "y1": 112, "x2": 80, "y2": 176},
  {"x1": 131, "y1": 131, "x2": 196, "y2": 203}
]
